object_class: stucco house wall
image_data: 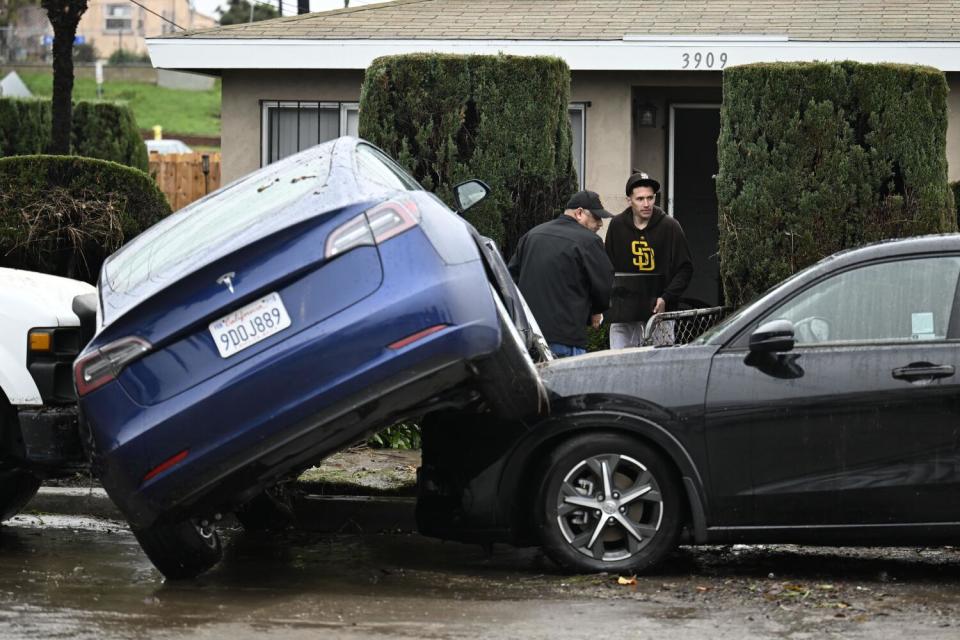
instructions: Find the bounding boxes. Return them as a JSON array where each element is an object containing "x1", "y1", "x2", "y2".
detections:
[{"x1": 221, "y1": 69, "x2": 364, "y2": 183}]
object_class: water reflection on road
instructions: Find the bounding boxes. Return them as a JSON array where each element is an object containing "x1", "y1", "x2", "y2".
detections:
[{"x1": 1, "y1": 514, "x2": 959, "y2": 639}]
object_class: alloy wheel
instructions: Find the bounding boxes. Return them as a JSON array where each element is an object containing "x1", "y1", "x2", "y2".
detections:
[{"x1": 553, "y1": 453, "x2": 663, "y2": 562}]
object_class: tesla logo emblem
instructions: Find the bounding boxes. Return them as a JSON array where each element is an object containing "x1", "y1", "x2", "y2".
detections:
[
  {"x1": 216, "y1": 272, "x2": 236, "y2": 293},
  {"x1": 631, "y1": 239, "x2": 655, "y2": 271}
]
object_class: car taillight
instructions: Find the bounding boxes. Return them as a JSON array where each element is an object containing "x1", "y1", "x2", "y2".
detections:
[
  {"x1": 324, "y1": 197, "x2": 421, "y2": 258},
  {"x1": 73, "y1": 336, "x2": 152, "y2": 397}
]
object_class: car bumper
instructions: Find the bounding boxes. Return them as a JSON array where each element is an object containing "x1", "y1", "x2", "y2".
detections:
[{"x1": 14, "y1": 406, "x2": 85, "y2": 470}]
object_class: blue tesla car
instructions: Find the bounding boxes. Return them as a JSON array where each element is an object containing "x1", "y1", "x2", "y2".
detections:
[{"x1": 73, "y1": 137, "x2": 547, "y2": 579}]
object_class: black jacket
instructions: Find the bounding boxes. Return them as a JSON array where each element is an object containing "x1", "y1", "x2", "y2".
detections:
[
  {"x1": 604, "y1": 207, "x2": 693, "y2": 323},
  {"x1": 508, "y1": 215, "x2": 614, "y2": 348}
]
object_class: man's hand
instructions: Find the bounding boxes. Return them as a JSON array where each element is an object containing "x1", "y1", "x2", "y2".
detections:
[
  {"x1": 590, "y1": 313, "x2": 603, "y2": 329},
  {"x1": 652, "y1": 297, "x2": 666, "y2": 314}
]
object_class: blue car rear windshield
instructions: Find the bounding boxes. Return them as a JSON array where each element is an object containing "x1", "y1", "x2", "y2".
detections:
[{"x1": 105, "y1": 148, "x2": 334, "y2": 295}]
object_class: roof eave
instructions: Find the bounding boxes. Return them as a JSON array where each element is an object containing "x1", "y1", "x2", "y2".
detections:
[{"x1": 146, "y1": 37, "x2": 960, "y2": 72}]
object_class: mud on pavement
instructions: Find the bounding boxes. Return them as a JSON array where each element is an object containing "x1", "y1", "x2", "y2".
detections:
[{"x1": 1, "y1": 509, "x2": 959, "y2": 640}]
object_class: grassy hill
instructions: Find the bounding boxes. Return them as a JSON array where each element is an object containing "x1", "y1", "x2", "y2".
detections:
[{"x1": 18, "y1": 71, "x2": 221, "y2": 138}]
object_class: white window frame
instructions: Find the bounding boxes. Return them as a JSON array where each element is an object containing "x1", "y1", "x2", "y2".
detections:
[
  {"x1": 260, "y1": 100, "x2": 359, "y2": 167},
  {"x1": 568, "y1": 103, "x2": 587, "y2": 190},
  {"x1": 341, "y1": 102, "x2": 360, "y2": 137}
]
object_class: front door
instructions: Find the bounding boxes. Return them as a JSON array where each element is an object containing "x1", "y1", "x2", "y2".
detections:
[{"x1": 669, "y1": 104, "x2": 721, "y2": 306}]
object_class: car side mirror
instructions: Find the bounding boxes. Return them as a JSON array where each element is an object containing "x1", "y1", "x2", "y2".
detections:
[
  {"x1": 453, "y1": 179, "x2": 490, "y2": 214},
  {"x1": 749, "y1": 319, "x2": 795, "y2": 353}
]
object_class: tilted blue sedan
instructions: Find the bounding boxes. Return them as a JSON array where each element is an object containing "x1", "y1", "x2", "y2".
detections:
[{"x1": 74, "y1": 137, "x2": 546, "y2": 579}]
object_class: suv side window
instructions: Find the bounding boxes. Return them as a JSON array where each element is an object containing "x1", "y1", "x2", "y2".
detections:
[
  {"x1": 355, "y1": 144, "x2": 422, "y2": 191},
  {"x1": 766, "y1": 256, "x2": 960, "y2": 345}
]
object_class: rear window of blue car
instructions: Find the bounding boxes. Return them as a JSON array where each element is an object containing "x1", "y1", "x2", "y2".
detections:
[{"x1": 105, "y1": 146, "x2": 334, "y2": 295}]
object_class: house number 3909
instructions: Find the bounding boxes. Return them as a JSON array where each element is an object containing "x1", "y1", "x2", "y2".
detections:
[{"x1": 681, "y1": 52, "x2": 728, "y2": 69}]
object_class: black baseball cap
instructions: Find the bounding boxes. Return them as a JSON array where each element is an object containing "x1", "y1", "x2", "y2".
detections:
[
  {"x1": 625, "y1": 170, "x2": 660, "y2": 195},
  {"x1": 565, "y1": 190, "x2": 613, "y2": 218}
]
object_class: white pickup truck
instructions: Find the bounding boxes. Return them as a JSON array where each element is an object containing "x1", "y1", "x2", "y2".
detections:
[{"x1": 0, "y1": 268, "x2": 96, "y2": 522}]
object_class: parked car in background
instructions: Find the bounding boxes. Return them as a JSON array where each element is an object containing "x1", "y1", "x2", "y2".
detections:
[
  {"x1": 0, "y1": 268, "x2": 95, "y2": 523},
  {"x1": 75, "y1": 136, "x2": 548, "y2": 579},
  {"x1": 146, "y1": 139, "x2": 193, "y2": 154},
  {"x1": 418, "y1": 234, "x2": 960, "y2": 574}
]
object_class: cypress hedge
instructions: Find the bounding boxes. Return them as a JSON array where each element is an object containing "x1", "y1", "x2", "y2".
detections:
[
  {"x1": 716, "y1": 62, "x2": 956, "y2": 307},
  {"x1": 72, "y1": 101, "x2": 149, "y2": 171},
  {"x1": 0, "y1": 98, "x2": 147, "y2": 171},
  {"x1": 0, "y1": 155, "x2": 171, "y2": 283},
  {"x1": 0, "y1": 98, "x2": 50, "y2": 157},
  {"x1": 359, "y1": 53, "x2": 577, "y2": 255}
]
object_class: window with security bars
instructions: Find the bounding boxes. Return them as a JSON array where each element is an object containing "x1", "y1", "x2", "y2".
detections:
[{"x1": 261, "y1": 101, "x2": 359, "y2": 167}]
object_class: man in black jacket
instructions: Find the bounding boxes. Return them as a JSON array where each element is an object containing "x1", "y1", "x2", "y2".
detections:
[
  {"x1": 508, "y1": 190, "x2": 615, "y2": 358},
  {"x1": 605, "y1": 171, "x2": 693, "y2": 348}
]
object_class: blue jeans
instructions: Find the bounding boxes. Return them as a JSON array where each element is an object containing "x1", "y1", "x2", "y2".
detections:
[{"x1": 549, "y1": 343, "x2": 586, "y2": 358}]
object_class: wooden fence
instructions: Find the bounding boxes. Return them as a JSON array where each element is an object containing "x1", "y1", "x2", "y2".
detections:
[{"x1": 148, "y1": 152, "x2": 222, "y2": 211}]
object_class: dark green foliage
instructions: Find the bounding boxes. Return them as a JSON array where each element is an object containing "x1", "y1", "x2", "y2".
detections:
[
  {"x1": 217, "y1": 0, "x2": 278, "y2": 25},
  {"x1": 107, "y1": 48, "x2": 150, "y2": 64},
  {"x1": 359, "y1": 53, "x2": 577, "y2": 255},
  {"x1": 0, "y1": 97, "x2": 147, "y2": 170},
  {"x1": 0, "y1": 155, "x2": 171, "y2": 283},
  {"x1": 368, "y1": 423, "x2": 421, "y2": 450},
  {"x1": 717, "y1": 62, "x2": 955, "y2": 307},
  {"x1": 72, "y1": 101, "x2": 149, "y2": 171},
  {"x1": 0, "y1": 99, "x2": 50, "y2": 157},
  {"x1": 586, "y1": 324, "x2": 609, "y2": 353}
]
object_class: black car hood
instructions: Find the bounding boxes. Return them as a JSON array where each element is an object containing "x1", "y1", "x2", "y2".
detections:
[{"x1": 539, "y1": 344, "x2": 719, "y2": 409}]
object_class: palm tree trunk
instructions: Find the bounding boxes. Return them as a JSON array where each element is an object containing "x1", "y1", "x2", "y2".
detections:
[{"x1": 42, "y1": 0, "x2": 88, "y2": 155}]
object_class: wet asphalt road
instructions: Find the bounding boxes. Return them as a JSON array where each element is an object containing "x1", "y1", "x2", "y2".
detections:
[{"x1": 1, "y1": 514, "x2": 959, "y2": 639}]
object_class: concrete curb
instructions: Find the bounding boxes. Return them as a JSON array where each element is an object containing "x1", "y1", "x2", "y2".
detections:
[
  {"x1": 27, "y1": 487, "x2": 417, "y2": 533},
  {"x1": 28, "y1": 487, "x2": 123, "y2": 521}
]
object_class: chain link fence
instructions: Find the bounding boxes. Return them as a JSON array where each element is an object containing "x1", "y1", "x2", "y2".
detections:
[{"x1": 641, "y1": 305, "x2": 730, "y2": 347}]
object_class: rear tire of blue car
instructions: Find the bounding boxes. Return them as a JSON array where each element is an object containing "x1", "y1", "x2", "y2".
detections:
[
  {"x1": 133, "y1": 519, "x2": 223, "y2": 580},
  {"x1": 476, "y1": 291, "x2": 547, "y2": 419},
  {"x1": 534, "y1": 433, "x2": 683, "y2": 575}
]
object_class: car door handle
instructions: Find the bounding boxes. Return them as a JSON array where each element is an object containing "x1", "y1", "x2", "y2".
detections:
[{"x1": 891, "y1": 363, "x2": 955, "y2": 381}]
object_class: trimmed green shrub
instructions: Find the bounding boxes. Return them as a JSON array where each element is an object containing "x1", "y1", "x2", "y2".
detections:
[
  {"x1": 72, "y1": 101, "x2": 149, "y2": 171},
  {"x1": 107, "y1": 48, "x2": 151, "y2": 65},
  {"x1": 717, "y1": 62, "x2": 956, "y2": 307},
  {"x1": 0, "y1": 155, "x2": 171, "y2": 283},
  {"x1": 0, "y1": 98, "x2": 50, "y2": 157},
  {"x1": 0, "y1": 97, "x2": 147, "y2": 170},
  {"x1": 359, "y1": 53, "x2": 577, "y2": 255}
]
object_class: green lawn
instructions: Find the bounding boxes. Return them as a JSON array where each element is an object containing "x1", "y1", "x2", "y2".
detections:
[{"x1": 18, "y1": 72, "x2": 221, "y2": 137}]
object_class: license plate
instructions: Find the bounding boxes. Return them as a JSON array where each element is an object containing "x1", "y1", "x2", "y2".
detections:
[{"x1": 209, "y1": 292, "x2": 292, "y2": 358}]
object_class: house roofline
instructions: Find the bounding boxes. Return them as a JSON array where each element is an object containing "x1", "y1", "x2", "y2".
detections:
[{"x1": 147, "y1": 38, "x2": 960, "y2": 72}]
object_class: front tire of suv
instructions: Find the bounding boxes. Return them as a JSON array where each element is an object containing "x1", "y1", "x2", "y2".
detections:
[
  {"x1": 534, "y1": 432, "x2": 682, "y2": 574},
  {"x1": 133, "y1": 518, "x2": 223, "y2": 580}
]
